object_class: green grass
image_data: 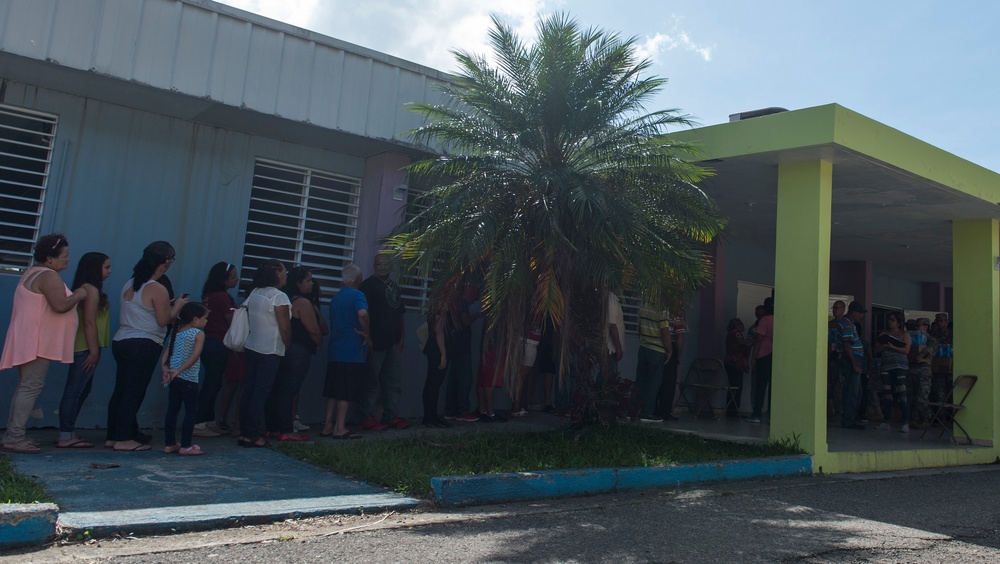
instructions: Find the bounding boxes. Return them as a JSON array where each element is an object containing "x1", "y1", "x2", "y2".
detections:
[
  {"x1": 0, "y1": 454, "x2": 50, "y2": 504},
  {"x1": 276, "y1": 425, "x2": 805, "y2": 498}
]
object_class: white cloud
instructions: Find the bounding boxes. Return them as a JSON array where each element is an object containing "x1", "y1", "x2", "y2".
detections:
[
  {"x1": 218, "y1": 0, "x2": 322, "y2": 30},
  {"x1": 218, "y1": 0, "x2": 545, "y2": 72},
  {"x1": 634, "y1": 26, "x2": 713, "y2": 64}
]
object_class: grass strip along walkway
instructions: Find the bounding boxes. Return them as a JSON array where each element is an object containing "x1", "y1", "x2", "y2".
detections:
[
  {"x1": 277, "y1": 425, "x2": 803, "y2": 499},
  {"x1": 1, "y1": 454, "x2": 50, "y2": 504}
]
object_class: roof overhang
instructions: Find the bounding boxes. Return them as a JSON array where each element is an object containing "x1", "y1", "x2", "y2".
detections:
[
  {"x1": 670, "y1": 104, "x2": 1000, "y2": 285},
  {"x1": 0, "y1": 51, "x2": 432, "y2": 161}
]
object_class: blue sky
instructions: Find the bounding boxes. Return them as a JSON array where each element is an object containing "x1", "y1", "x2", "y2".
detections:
[{"x1": 218, "y1": 0, "x2": 1000, "y2": 172}]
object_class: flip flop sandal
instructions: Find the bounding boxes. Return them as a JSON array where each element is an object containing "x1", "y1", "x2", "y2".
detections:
[
  {"x1": 163, "y1": 445, "x2": 181, "y2": 454},
  {"x1": 179, "y1": 445, "x2": 204, "y2": 456},
  {"x1": 1, "y1": 441, "x2": 41, "y2": 454},
  {"x1": 331, "y1": 432, "x2": 363, "y2": 440},
  {"x1": 57, "y1": 438, "x2": 95, "y2": 448},
  {"x1": 238, "y1": 438, "x2": 268, "y2": 448},
  {"x1": 113, "y1": 441, "x2": 151, "y2": 451}
]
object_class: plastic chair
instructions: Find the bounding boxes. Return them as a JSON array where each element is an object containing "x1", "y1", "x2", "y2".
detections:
[{"x1": 920, "y1": 374, "x2": 977, "y2": 445}]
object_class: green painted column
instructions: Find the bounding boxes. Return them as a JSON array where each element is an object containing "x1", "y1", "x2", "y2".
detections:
[
  {"x1": 771, "y1": 160, "x2": 832, "y2": 455},
  {"x1": 951, "y1": 219, "x2": 999, "y2": 445}
]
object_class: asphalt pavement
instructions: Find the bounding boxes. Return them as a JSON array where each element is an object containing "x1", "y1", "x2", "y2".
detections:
[{"x1": 11, "y1": 463, "x2": 1000, "y2": 563}]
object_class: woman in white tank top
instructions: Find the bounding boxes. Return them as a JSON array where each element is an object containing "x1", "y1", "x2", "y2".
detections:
[{"x1": 105, "y1": 241, "x2": 189, "y2": 452}]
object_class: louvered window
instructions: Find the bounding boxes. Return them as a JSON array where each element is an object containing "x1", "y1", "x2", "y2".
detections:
[
  {"x1": 0, "y1": 105, "x2": 57, "y2": 274},
  {"x1": 397, "y1": 183, "x2": 437, "y2": 313},
  {"x1": 240, "y1": 159, "x2": 360, "y2": 300}
]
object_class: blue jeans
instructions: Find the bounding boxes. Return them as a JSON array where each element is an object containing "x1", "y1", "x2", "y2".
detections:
[
  {"x1": 240, "y1": 349, "x2": 282, "y2": 441},
  {"x1": 359, "y1": 348, "x2": 402, "y2": 422},
  {"x1": 164, "y1": 378, "x2": 199, "y2": 447},
  {"x1": 635, "y1": 346, "x2": 664, "y2": 418},
  {"x1": 266, "y1": 342, "x2": 312, "y2": 434},
  {"x1": 841, "y1": 355, "x2": 863, "y2": 427},
  {"x1": 59, "y1": 350, "x2": 95, "y2": 439},
  {"x1": 107, "y1": 338, "x2": 162, "y2": 442}
]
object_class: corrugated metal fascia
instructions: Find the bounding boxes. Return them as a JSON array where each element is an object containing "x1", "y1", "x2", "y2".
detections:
[{"x1": 182, "y1": 0, "x2": 458, "y2": 85}]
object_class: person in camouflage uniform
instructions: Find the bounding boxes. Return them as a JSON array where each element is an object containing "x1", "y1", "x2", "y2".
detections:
[
  {"x1": 827, "y1": 301, "x2": 846, "y2": 418},
  {"x1": 908, "y1": 317, "x2": 937, "y2": 428},
  {"x1": 860, "y1": 333, "x2": 881, "y2": 422},
  {"x1": 930, "y1": 312, "x2": 952, "y2": 404}
]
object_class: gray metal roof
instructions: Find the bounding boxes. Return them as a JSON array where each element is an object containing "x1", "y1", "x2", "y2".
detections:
[{"x1": 0, "y1": 0, "x2": 452, "y2": 155}]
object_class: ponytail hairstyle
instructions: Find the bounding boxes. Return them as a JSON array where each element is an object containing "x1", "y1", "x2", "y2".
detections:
[
  {"x1": 282, "y1": 266, "x2": 312, "y2": 300},
  {"x1": 202, "y1": 261, "x2": 236, "y2": 298},
  {"x1": 71, "y1": 252, "x2": 110, "y2": 312},
  {"x1": 164, "y1": 301, "x2": 209, "y2": 369},
  {"x1": 131, "y1": 241, "x2": 175, "y2": 292},
  {"x1": 308, "y1": 275, "x2": 323, "y2": 307}
]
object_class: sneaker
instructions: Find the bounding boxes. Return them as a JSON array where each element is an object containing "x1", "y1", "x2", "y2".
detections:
[
  {"x1": 293, "y1": 418, "x2": 310, "y2": 432},
  {"x1": 662, "y1": 415, "x2": 680, "y2": 421},
  {"x1": 511, "y1": 409, "x2": 529, "y2": 418},
  {"x1": 491, "y1": 413, "x2": 507, "y2": 423},
  {"x1": 745, "y1": 417, "x2": 761, "y2": 423},
  {"x1": 477, "y1": 412, "x2": 494, "y2": 423},
  {"x1": 360, "y1": 416, "x2": 389, "y2": 431},
  {"x1": 422, "y1": 417, "x2": 450, "y2": 428},
  {"x1": 876, "y1": 423, "x2": 890, "y2": 431},
  {"x1": 455, "y1": 412, "x2": 480, "y2": 422},
  {"x1": 386, "y1": 417, "x2": 411, "y2": 430},
  {"x1": 899, "y1": 424, "x2": 909, "y2": 433},
  {"x1": 639, "y1": 416, "x2": 663, "y2": 423},
  {"x1": 193, "y1": 423, "x2": 222, "y2": 438}
]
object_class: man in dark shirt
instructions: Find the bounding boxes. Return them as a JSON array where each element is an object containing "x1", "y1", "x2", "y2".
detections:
[{"x1": 357, "y1": 253, "x2": 410, "y2": 430}]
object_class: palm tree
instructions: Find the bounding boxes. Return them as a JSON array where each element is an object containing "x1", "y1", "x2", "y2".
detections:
[{"x1": 388, "y1": 13, "x2": 725, "y2": 417}]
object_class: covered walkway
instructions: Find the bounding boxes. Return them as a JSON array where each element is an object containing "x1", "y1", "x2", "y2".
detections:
[{"x1": 672, "y1": 104, "x2": 1000, "y2": 473}]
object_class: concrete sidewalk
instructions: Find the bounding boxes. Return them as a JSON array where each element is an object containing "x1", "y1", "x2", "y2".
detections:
[
  {"x1": 6, "y1": 427, "x2": 422, "y2": 537},
  {"x1": 5, "y1": 414, "x2": 563, "y2": 539},
  {"x1": 5, "y1": 412, "x2": 807, "y2": 543}
]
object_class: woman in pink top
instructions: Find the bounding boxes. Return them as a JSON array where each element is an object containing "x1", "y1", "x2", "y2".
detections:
[{"x1": 0, "y1": 233, "x2": 87, "y2": 453}]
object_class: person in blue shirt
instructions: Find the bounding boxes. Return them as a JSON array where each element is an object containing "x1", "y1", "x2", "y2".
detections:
[{"x1": 321, "y1": 264, "x2": 371, "y2": 440}]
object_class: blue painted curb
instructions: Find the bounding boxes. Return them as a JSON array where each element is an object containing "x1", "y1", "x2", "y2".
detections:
[
  {"x1": 432, "y1": 455, "x2": 813, "y2": 507},
  {"x1": 0, "y1": 503, "x2": 58, "y2": 550}
]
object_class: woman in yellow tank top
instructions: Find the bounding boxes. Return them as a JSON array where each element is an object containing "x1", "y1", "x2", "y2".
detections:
[{"x1": 56, "y1": 252, "x2": 112, "y2": 448}]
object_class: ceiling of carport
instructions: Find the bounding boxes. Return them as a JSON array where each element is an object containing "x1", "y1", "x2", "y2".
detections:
[{"x1": 695, "y1": 145, "x2": 1000, "y2": 286}]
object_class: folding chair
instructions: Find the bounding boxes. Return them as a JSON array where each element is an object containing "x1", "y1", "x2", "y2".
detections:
[
  {"x1": 678, "y1": 357, "x2": 737, "y2": 419},
  {"x1": 920, "y1": 374, "x2": 977, "y2": 445}
]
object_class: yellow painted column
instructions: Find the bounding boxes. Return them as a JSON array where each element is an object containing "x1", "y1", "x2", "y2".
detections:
[
  {"x1": 952, "y1": 219, "x2": 999, "y2": 446},
  {"x1": 771, "y1": 160, "x2": 832, "y2": 456}
]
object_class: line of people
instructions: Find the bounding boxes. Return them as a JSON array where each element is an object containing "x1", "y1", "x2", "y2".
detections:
[
  {"x1": 719, "y1": 295, "x2": 955, "y2": 432},
  {"x1": 0, "y1": 234, "x2": 337, "y2": 454}
]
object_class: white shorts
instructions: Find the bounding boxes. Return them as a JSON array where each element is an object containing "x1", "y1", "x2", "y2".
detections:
[{"x1": 522, "y1": 338, "x2": 539, "y2": 367}]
